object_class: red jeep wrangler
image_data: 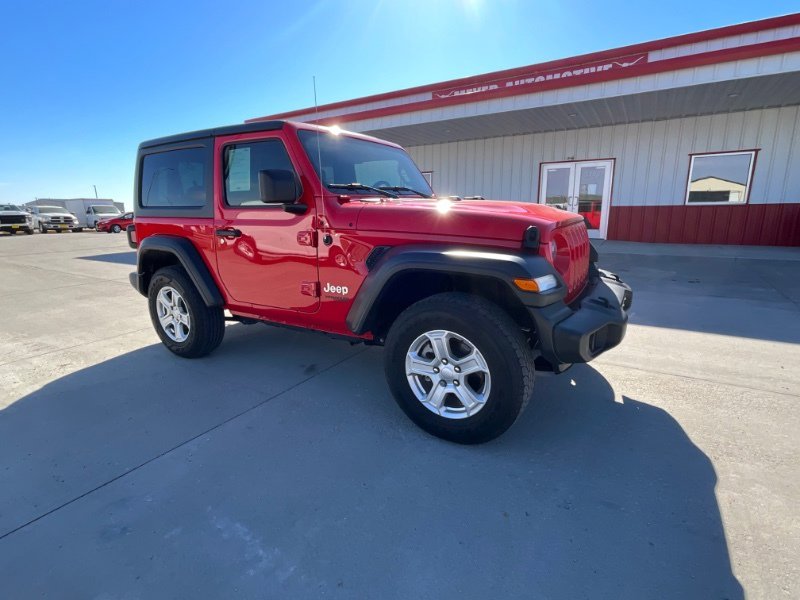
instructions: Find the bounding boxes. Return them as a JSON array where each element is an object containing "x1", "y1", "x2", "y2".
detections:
[{"x1": 129, "y1": 121, "x2": 632, "y2": 443}]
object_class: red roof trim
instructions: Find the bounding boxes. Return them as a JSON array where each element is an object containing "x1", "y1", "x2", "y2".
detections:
[
  {"x1": 248, "y1": 13, "x2": 800, "y2": 123},
  {"x1": 300, "y1": 37, "x2": 800, "y2": 126}
]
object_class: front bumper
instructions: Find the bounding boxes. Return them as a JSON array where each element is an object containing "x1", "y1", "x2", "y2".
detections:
[
  {"x1": 42, "y1": 223, "x2": 78, "y2": 230},
  {"x1": 1, "y1": 223, "x2": 32, "y2": 231},
  {"x1": 528, "y1": 266, "x2": 632, "y2": 369}
]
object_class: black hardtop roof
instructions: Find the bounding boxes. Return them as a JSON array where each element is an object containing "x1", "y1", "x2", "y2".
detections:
[{"x1": 139, "y1": 120, "x2": 286, "y2": 150}]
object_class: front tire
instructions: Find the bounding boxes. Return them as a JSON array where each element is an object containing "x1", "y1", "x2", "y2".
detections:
[
  {"x1": 147, "y1": 266, "x2": 225, "y2": 358},
  {"x1": 384, "y1": 292, "x2": 535, "y2": 444},
  {"x1": 24, "y1": 228, "x2": 33, "y2": 235},
  {"x1": 111, "y1": 224, "x2": 121, "y2": 233}
]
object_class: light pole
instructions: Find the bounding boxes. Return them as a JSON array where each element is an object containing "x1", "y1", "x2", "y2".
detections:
[{"x1": 93, "y1": 185, "x2": 98, "y2": 199}]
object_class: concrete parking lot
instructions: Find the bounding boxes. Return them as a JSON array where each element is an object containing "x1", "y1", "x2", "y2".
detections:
[{"x1": 0, "y1": 231, "x2": 798, "y2": 599}]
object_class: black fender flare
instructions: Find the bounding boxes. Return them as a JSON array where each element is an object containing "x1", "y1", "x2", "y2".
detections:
[
  {"x1": 345, "y1": 245, "x2": 566, "y2": 335},
  {"x1": 132, "y1": 235, "x2": 224, "y2": 307}
]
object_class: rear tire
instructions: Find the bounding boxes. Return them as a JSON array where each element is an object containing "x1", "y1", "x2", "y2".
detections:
[
  {"x1": 147, "y1": 266, "x2": 225, "y2": 358},
  {"x1": 384, "y1": 292, "x2": 535, "y2": 444}
]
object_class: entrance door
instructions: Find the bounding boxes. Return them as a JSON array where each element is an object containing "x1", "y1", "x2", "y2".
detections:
[{"x1": 539, "y1": 160, "x2": 613, "y2": 239}]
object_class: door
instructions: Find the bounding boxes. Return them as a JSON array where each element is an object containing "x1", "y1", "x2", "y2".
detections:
[
  {"x1": 539, "y1": 160, "x2": 613, "y2": 239},
  {"x1": 214, "y1": 133, "x2": 320, "y2": 312}
]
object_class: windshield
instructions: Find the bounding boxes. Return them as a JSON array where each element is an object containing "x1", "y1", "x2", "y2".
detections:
[
  {"x1": 94, "y1": 206, "x2": 120, "y2": 214},
  {"x1": 0, "y1": 204, "x2": 23, "y2": 211},
  {"x1": 40, "y1": 206, "x2": 69, "y2": 214},
  {"x1": 298, "y1": 130, "x2": 433, "y2": 197}
]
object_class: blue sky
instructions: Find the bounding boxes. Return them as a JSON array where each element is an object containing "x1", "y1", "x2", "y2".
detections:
[{"x1": 1, "y1": 0, "x2": 796, "y2": 209}]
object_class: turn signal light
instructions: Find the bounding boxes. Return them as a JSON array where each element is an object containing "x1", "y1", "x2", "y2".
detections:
[{"x1": 513, "y1": 275, "x2": 558, "y2": 293}]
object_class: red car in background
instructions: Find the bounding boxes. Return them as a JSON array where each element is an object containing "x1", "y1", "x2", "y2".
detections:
[{"x1": 96, "y1": 212, "x2": 133, "y2": 233}]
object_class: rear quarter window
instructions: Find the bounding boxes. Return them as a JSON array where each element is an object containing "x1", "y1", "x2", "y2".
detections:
[{"x1": 140, "y1": 147, "x2": 208, "y2": 208}]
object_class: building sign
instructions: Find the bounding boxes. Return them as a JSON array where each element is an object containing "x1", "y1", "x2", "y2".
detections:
[{"x1": 432, "y1": 53, "x2": 648, "y2": 99}]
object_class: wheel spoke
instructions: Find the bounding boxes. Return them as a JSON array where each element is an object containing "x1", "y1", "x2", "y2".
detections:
[
  {"x1": 158, "y1": 313, "x2": 173, "y2": 329},
  {"x1": 453, "y1": 384, "x2": 483, "y2": 414},
  {"x1": 456, "y1": 352, "x2": 487, "y2": 376},
  {"x1": 407, "y1": 352, "x2": 437, "y2": 377},
  {"x1": 157, "y1": 288, "x2": 172, "y2": 309},
  {"x1": 426, "y1": 331, "x2": 452, "y2": 362},
  {"x1": 425, "y1": 384, "x2": 448, "y2": 412}
]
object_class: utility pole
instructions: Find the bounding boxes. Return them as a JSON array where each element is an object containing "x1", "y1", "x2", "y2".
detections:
[{"x1": 93, "y1": 185, "x2": 98, "y2": 199}]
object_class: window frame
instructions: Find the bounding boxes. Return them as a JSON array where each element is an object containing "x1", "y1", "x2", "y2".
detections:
[
  {"x1": 135, "y1": 140, "x2": 214, "y2": 218},
  {"x1": 221, "y1": 138, "x2": 301, "y2": 209},
  {"x1": 684, "y1": 150, "x2": 758, "y2": 206}
]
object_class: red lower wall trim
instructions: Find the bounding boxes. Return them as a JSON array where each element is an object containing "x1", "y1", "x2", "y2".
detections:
[{"x1": 607, "y1": 203, "x2": 800, "y2": 246}]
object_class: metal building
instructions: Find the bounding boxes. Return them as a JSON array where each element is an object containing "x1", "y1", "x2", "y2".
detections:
[{"x1": 250, "y1": 14, "x2": 800, "y2": 246}]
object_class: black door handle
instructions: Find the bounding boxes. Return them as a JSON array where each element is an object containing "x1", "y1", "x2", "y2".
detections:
[{"x1": 216, "y1": 228, "x2": 242, "y2": 238}]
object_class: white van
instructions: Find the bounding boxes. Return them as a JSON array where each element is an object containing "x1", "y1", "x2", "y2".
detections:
[{"x1": 85, "y1": 205, "x2": 122, "y2": 229}]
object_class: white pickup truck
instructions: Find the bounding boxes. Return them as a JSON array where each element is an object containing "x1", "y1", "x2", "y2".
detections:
[{"x1": 0, "y1": 204, "x2": 34, "y2": 235}]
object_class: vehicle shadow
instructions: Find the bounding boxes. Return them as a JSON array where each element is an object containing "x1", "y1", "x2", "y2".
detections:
[
  {"x1": 77, "y1": 251, "x2": 137, "y2": 265},
  {"x1": 0, "y1": 325, "x2": 743, "y2": 599}
]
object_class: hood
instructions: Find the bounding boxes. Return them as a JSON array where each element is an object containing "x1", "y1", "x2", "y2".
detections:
[
  {"x1": 354, "y1": 197, "x2": 583, "y2": 241},
  {"x1": 0, "y1": 209, "x2": 28, "y2": 216}
]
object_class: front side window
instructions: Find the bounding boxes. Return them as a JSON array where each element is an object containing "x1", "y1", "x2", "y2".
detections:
[
  {"x1": 141, "y1": 147, "x2": 207, "y2": 208},
  {"x1": 686, "y1": 151, "x2": 755, "y2": 205},
  {"x1": 298, "y1": 129, "x2": 433, "y2": 197},
  {"x1": 224, "y1": 139, "x2": 297, "y2": 206}
]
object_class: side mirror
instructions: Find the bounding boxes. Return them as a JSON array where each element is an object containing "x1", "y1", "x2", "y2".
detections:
[
  {"x1": 86, "y1": 209, "x2": 91, "y2": 214},
  {"x1": 258, "y1": 169, "x2": 300, "y2": 204}
]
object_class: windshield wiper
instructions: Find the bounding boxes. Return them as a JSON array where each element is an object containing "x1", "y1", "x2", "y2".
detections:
[
  {"x1": 327, "y1": 183, "x2": 398, "y2": 198},
  {"x1": 377, "y1": 186, "x2": 432, "y2": 198}
]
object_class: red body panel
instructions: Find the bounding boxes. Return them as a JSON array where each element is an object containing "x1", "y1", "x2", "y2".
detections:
[
  {"x1": 136, "y1": 122, "x2": 590, "y2": 338},
  {"x1": 213, "y1": 130, "x2": 320, "y2": 313}
]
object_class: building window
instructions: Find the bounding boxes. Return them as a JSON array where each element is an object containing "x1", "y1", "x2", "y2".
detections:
[{"x1": 685, "y1": 151, "x2": 755, "y2": 205}]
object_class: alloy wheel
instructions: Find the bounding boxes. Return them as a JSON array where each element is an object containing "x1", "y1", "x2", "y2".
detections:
[
  {"x1": 156, "y1": 286, "x2": 191, "y2": 343},
  {"x1": 405, "y1": 329, "x2": 491, "y2": 419}
]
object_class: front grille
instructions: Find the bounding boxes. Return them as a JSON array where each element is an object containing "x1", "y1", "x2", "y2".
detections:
[
  {"x1": 555, "y1": 221, "x2": 590, "y2": 303},
  {"x1": 0, "y1": 215, "x2": 27, "y2": 225},
  {"x1": 48, "y1": 216, "x2": 71, "y2": 224}
]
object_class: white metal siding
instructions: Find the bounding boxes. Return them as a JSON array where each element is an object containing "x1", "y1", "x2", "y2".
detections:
[
  {"x1": 648, "y1": 25, "x2": 800, "y2": 61},
  {"x1": 406, "y1": 106, "x2": 800, "y2": 207},
  {"x1": 345, "y1": 52, "x2": 800, "y2": 134}
]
